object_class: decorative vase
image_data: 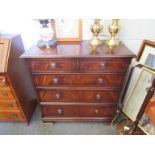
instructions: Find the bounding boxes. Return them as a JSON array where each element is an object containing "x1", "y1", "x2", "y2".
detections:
[
  {"x1": 106, "y1": 19, "x2": 120, "y2": 50},
  {"x1": 90, "y1": 19, "x2": 103, "y2": 47},
  {"x1": 37, "y1": 19, "x2": 56, "y2": 49}
]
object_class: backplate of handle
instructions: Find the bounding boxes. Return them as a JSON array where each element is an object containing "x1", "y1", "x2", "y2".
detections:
[
  {"x1": 57, "y1": 109, "x2": 63, "y2": 115},
  {"x1": 53, "y1": 78, "x2": 59, "y2": 84},
  {"x1": 96, "y1": 94, "x2": 101, "y2": 100},
  {"x1": 97, "y1": 78, "x2": 104, "y2": 84},
  {"x1": 1, "y1": 91, "x2": 8, "y2": 97},
  {"x1": 50, "y1": 62, "x2": 57, "y2": 69},
  {"x1": 100, "y1": 62, "x2": 106, "y2": 68}
]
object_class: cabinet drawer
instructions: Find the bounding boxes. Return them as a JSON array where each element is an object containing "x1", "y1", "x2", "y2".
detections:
[
  {"x1": 79, "y1": 58, "x2": 130, "y2": 72},
  {"x1": 29, "y1": 59, "x2": 77, "y2": 72},
  {"x1": 38, "y1": 89, "x2": 120, "y2": 103},
  {"x1": 0, "y1": 76, "x2": 7, "y2": 87},
  {"x1": 0, "y1": 87, "x2": 14, "y2": 99},
  {"x1": 33, "y1": 73, "x2": 124, "y2": 87},
  {"x1": 41, "y1": 105, "x2": 117, "y2": 117},
  {"x1": 0, "y1": 110, "x2": 23, "y2": 121},
  {"x1": 0, "y1": 100, "x2": 19, "y2": 110}
]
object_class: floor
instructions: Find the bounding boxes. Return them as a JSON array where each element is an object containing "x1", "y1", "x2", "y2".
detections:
[{"x1": 0, "y1": 106, "x2": 116, "y2": 135}]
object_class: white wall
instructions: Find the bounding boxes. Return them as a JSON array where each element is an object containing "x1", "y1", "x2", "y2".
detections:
[{"x1": 1, "y1": 19, "x2": 155, "y2": 54}]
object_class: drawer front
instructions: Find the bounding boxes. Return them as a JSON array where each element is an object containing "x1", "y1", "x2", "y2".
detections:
[
  {"x1": 0, "y1": 76, "x2": 7, "y2": 87},
  {"x1": 0, "y1": 87, "x2": 14, "y2": 99},
  {"x1": 0, "y1": 111, "x2": 23, "y2": 121},
  {"x1": 33, "y1": 73, "x2": 124, "y2": 87},
  {"x1": 79, "y1": 58, "x2": 130, "y2": 72},
  {"x1": 29, "y1": 59, "x2": 77, "y2": 72},
  {"x1": 38, "y1": 89, "x2": 120, "y2": 103},
  {"x1": 0, "y1": 100, "x2": 19, "y2": 110},
  {"x1": 41, "y1": 105, "x2": 117, "y2": 117}
]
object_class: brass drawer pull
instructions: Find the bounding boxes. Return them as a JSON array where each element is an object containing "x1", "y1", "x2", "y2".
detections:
[
  {"x1": 55, "y1": 93, "x2": 60, "y2": 100},
  {"x1": 95, "y1": 109, "x2": 99, "y2": 114},
  {"x1": 97, "y1": 78, "x2": 104, "y2": 84},
  {"x1": 11, "y1": 113, "x2": 17, "y2": 118},
  {"x1": 53, "y1": 78, "x2": 59, "y2": 84},
  {"x1": 0, "y1": 78, "x2": 5, "y2": 83},
  {"x1": 100, "y1": 62, "x2": 106, "y2": 68},
  {"x1": 7, "y1": 102, "x2": 13, "y2": 108},
  {"x1": 57, "y1": 109, "x2": 63, "y2": 115},
  {"x1": 96, "y1": 94, "x2": 101, "y2": 100},
  {"x1": 50, "y1": 62, "x2": 57, "y2": 69},
  {"x1": 1, "y1": 91, "x2": 8, "y2": 97}
]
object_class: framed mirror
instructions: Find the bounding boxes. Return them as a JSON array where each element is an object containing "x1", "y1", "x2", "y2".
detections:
[{"x1": 136, "y1": 40, "x2": 155, "y2": 70}]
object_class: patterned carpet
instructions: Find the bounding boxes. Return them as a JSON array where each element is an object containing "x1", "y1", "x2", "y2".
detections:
[{"x1": 0, "y1": 106, "x2": 116, "y2": 135}]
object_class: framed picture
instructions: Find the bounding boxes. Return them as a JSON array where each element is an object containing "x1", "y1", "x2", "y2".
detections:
[
  {"x1": 53, "y1": 19, "x2": 82, "y2": 41},
  {"x1": 122, "y1": 66, "x2": 142, "y2": 107},
  {"x1": 138, "y1": 98, "x2": 155, "y2": 135},
  {"x1": 123, "y1": 67, "x2": 155, "y2": 122},
  {"x1": 136, "y1": 40, "x2": 155, "y2": 70}
]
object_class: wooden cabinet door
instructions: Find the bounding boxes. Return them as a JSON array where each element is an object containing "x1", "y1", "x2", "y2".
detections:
[{"x1": 0, "y1": 39, "x2": 10, "y2": 72}]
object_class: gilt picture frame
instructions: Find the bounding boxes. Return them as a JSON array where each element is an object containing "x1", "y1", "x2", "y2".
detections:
[
  {"x1": 53, "y1": 19, "x2": 82, "y2": 41},
  {"x1": 122, "y1": 66, "x2": 142, "y2": 107},
  {"x1": 123, "y1": 67, "x2": 155, "y2": 122},
  {"x1": 136, "y1": 40, "x2": 155, "y2": 70}
]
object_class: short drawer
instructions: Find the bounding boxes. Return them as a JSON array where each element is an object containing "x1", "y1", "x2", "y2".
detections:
[
  {"x1": 38, "y1": 89, "x2": 120, "y2": 103},
  {"x1": 0, "y1": 100, "x2": 19, "y2": 110},
  {"x1": 0, "y1": 87, "x2": 14, "y2": 99},
  {"x1": 33, "y1": 73, "x2": 124, "y2": 87},
  {"x1": 0, "y1": 76, "x2": 7, "y2": 87},
  {"x1": 79, "y1": 58, "x2": 130, "y2": 72},
  {"x1": 0, "y1": 110, "x2": 23, "y2": 121},
  {"x1": 41, "y1": 105, "x2": 117, "y2": 117},
  {"x1": 29, "y1": 58, "x2": 77, "y2": 72}
]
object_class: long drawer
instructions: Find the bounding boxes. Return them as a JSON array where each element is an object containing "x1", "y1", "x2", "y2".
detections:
[
  {"x1": 0, "y1": 99, "x2": 19, "y2": 110},
  {"x1": 41, "y1": 105, "x2": 117, "y2": 117},
  {"x1": 0, "y1": 87, "x2": 14, "y2": 99},
  {"x1": 79, "y1": 58, "x2": 130, "y2": 72},
  {"x1": 33, "y1": 73, "x2": 124, "y2": 87},
  {"x1": 37, "y1": 89, "x2": 120, "y2": 103},
  {"x1": 29, "y1": 58, "x2": 77, "y2": 72},
  {"x1": 0, "y1": 110, "x2": 23, "y2": 121}
]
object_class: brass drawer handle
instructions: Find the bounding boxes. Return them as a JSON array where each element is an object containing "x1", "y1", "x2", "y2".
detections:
[
  {"x1": 11, "y1": 113, "x2": 17, "y2": 118},
  {"x1": 57, "y1": 109, "x2": 63, "y2": 115},
  {"x1": 96, "y1": 94, "x2": 101, "y2": 100},
  {"x1": 7, "y1": 102, "x2": 13, "y2": 108},
  {"x1": 100, "y1": 62, "x2": 106, "y2": 68},
  {"x1": 0, "y1": 78, "x2": 5, "y2": 83},
  {"x1": 53, "y1": 78, "x2": 59, "y2": 84},
  {"x1": 1, "y1": 91, "x2": 8, "y2": 97},
  {"x1": 97, "y1": 78, "x2": 104, "y2": 84},
  {"x1": 55, "y1": 93, "x2": 60, "y2": 100},
  {"x1": 50, "y1": 62, "x2": 57, "y2": 69},
  {"x1": 95, "y1": 109, "x2": 99, "y2": 114}
]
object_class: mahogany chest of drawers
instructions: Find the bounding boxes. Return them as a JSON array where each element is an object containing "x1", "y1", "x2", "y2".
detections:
[
  {"x1": 0, "y1": 34, "x2": 37, "y2": 124},
  {"x1": 21, "y1": 41, "x2": 135, "y2": 123}
]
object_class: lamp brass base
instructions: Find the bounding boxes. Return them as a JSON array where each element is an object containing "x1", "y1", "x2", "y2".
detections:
[
  {"x1": 90, "y1": 37, "x2": 103, "y2": 47},
  {"x1": 106, "y1": 36, "x2": 119, "y2": 50}
]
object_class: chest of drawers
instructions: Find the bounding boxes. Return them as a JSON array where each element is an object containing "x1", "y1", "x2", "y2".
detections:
[
  {"x1": 21, "y1": 41, "x2": 135, "y2": 123},
  {"x1": 0, "y1": 34, "x2": 37, "y2": 124}
]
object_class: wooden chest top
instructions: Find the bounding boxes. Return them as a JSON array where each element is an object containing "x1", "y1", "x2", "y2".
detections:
[{"x1": 21, "y1": 41, "x2": 135, "y2": 59}]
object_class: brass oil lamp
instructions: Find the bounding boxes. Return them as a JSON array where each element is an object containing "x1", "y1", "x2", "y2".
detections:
[
  {"x1": 106, "y1": 19, "x2": 120, "y2": 50},
  {"x1": 90, "y1": 19, "x2": 103, "y2": 47}
]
